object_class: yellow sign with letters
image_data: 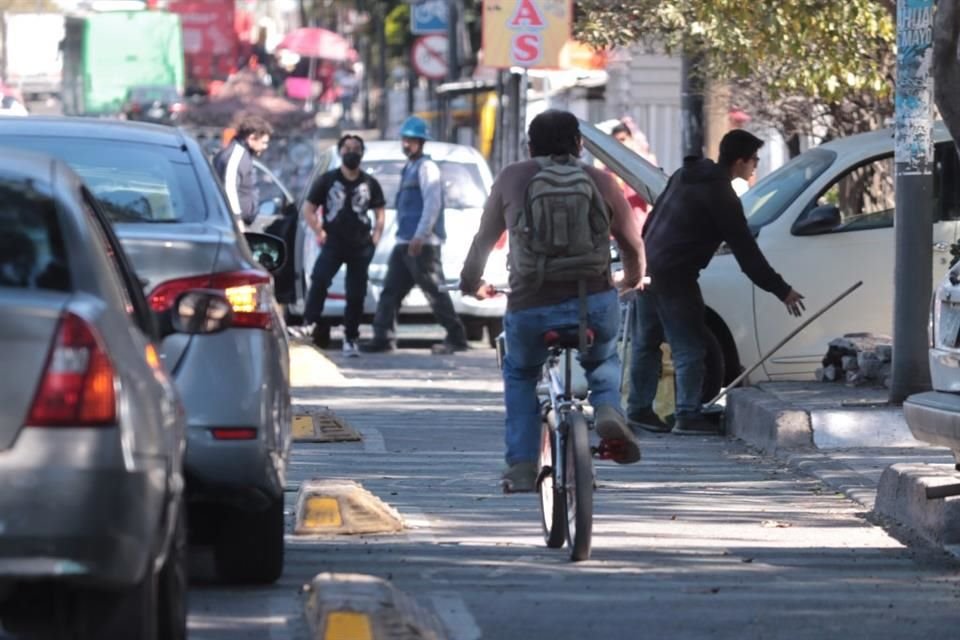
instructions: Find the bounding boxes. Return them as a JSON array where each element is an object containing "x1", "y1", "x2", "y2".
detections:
[{"x1": 482, "y1": 0, "x2": 572, "y2": 69}]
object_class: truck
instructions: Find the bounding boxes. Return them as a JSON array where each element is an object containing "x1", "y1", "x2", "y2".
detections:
[
  {"x1": 160, "y1": 0, "x2": 240, "y2": 95},
  {"x1": 0, "y1": 12, "x2": 64, "y2": 99},
  {"x1": 61, "y1": 10, "x2": 185, "y2": 116}
]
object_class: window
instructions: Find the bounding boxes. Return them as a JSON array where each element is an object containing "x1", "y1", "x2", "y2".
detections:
[
  {"x1": 741, "y1": 148, "x2": 836, "y2": 231},
  {"x1": 363, "y1": 160, "x2": 488, "y2": 209},
  {"x1": 935, "y1": 142, "x2": 960, "y2": 222},
  {"x1": 0, "y1": 175, "x2": 70, "y2": 291},
  {"x1": 813, "y1": 155, "x2": 896, "y2": 232},
  {"x1": 4, "y1": 136, "x2": 206, "y2": 223}
]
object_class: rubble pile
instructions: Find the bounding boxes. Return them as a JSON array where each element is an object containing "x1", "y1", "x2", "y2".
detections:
[
  {"x1": 816, "y1": 333, "x2": 893, "y2": 387},
  {"x1": 180, "y1": 69, "x2": 316, "y2": 132}
]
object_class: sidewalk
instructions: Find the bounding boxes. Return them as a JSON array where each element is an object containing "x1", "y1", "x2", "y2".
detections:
[{"x1": 726, "y1": 381, "x2": 960, "y2": 553}]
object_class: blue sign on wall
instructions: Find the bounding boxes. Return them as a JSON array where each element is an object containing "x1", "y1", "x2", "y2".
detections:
[{"x1": 411, "y1": 0, "x2": 448, "y2": 35}]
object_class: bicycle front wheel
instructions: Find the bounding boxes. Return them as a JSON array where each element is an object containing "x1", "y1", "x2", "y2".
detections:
[
  {"x1": 538, "y1": 419, "x2": 565, "y2": 548},
  {"x1": 564, "y1": 411, "x2": 594, "y2": 561}
]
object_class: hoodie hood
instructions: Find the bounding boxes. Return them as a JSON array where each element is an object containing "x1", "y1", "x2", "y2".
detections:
[{"x1": 679, "y1": 156, "x2": 730, "y2": 185}]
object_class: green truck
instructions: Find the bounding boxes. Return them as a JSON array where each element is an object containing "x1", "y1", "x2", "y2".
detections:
[{"x1": 62, "y1": 11, "x2": 185, "y2": 116}]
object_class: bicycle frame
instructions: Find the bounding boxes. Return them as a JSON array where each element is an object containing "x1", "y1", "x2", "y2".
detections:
[{"x1": 542, "y1": 346, "x2": 582, "y2": 492}]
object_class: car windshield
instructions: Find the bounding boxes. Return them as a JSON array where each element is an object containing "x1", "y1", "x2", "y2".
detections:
[
  {"x1": 363, "y1": 160, "x2": 488, "y2": 209},
  {"x1": 0, "y1": 175, "x2": 70, "y2": 291},
  {"x1": 741, "y1": 148, "x2": 836, "y2": 230},
  {"x1": 3, "y1": 136, "x2": 205, "y2": 223}
]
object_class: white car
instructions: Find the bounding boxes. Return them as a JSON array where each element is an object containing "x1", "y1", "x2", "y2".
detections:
[
  {"x1": 285, "y1": 140, "x2": 506, "y2": 345},
  {"x1": 582, "y1": 120, "x2": 957, "y2": 399}
]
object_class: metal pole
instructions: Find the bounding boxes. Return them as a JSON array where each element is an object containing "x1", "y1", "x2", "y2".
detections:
[
  {"x1": 446, "y1": 0, "x2": 459, "y2": 82},
  {"x1": 377, "y1": 5, "x2": 387, "y2": 139},
  {"x1": 680, "y1": 51, "x2": 705, "y2": 157},
  {"x1": 495, "y1": 70, "x2": 505, "y2": 173},
  {"x1": 890, "y1": 0, "x2": 935, "y2": 402}
]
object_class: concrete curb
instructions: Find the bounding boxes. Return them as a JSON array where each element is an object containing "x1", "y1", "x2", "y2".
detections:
[
  {"x1": 875, "y1": 463, "x2": 960, "y2": 551},
  {"x1": 725, "y1": 387, "x2": 814, "y2": 454},
  {"x1": 290, "y1": 343, "x2": 346, "y2": 387}
]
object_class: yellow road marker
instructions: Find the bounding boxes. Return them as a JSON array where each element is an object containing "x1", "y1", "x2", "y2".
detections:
[
  {"x1": 303, "y1": 496, "x2": 343, "y2": 529},
  {"x1": 293, "y1": 415, "x2": 315, "y2": 439},
  {"x1": 323, "y1": 611, "x2": 373, "y2": 640}
]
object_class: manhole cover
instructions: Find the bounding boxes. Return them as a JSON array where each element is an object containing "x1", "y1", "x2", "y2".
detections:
[{"x1": 293, "y1": 411, "x2": 362, "y2": 443}]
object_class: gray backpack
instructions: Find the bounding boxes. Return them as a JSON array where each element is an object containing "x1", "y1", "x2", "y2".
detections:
[{"x1": 509, "y1": 155, "x2": 611, "y2": 290}]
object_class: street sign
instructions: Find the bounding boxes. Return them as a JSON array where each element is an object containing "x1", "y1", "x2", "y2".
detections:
[
  {"x1": 482, "y1": 0, "x2": 572, "y2": 69},
  {"x1": 411, "y1": 0, "x2": 448, "y2": 35},
  {"x1": 411, "y1": 34, "x2": 448, "y2": 80}
]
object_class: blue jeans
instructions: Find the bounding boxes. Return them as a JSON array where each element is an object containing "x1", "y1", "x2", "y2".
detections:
[
  {"x1": 627, "y1": 282, "x2": 706, "y2": 419},
  {"x1": 502, "y1": 289, "x2": 622, "y2": 465}
]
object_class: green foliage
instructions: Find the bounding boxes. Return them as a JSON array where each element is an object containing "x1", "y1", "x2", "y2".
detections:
[
  {"x1": 575, "y1": 0, "x2": 895, "y2": 104},
  {"x1": 385, "y1": 3, "x2": 411, "y2": 49},
  {"x1": 0, "y1": 0, "x2": 61, "y2": 11}
]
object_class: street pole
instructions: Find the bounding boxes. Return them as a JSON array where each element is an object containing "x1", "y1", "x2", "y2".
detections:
[
  {"x1": 377, "y1": 4, "x2": 387, "y2": 139},
  {"x1": 680, "y1": 52, "x2": 705, "y2": 157},
  {"x1": 446, "y1": 0, "x2": 459, "y2": 82},
  {"x1": 890, "y1": 0, "x2": 935, "y2": 402}
]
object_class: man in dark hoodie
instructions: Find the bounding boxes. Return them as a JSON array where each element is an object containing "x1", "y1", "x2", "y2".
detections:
[{"x1": 628, "y1": 129, "x2": 806, "y2": 435}]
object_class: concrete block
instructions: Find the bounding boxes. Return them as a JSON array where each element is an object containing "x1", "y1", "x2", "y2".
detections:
[
  {"x1": 726, "y1": 387, "x2": 814, "y2": 454},
  {"x1": 845, "y1": 370, "x2": 865, "y2": 385},
  {"x1": 823, "y1": 365, "x2": 838, "y2": 382},
  {"x1": 876, "y1": 344, "x2": 893, "y2": 362},
  {"x1": 874, "y1": 463, "x2": 960, "y2": 547},
  {"x1": 841, "y1": 355, "x2": 859, "y2": 371}
]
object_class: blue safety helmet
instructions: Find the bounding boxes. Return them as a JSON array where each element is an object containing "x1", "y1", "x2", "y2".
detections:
[{"x1": 399, "y1": 116, "x2": 431, "y2": 141}]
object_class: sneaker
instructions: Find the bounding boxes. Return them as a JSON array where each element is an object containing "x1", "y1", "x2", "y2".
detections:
[
  {"x1": 627, "y1": 408, "x2": 672, "y2": 434},
  {"x1": 594, "y1": 405, "x2": 641, "y2": 464},
  {"x1": 359, "y1": 339, "x2": 395, "y2": 354},
  {"x1": 671, "y1": 414, "x2": 722, "y2": 436},
  {"x1": 501, "y1": 461, "x2": 538, "y2": 493},
  {"x1": 342, "y1": 340, "x2": 360, "y2": 358},
  {"x1": 431, "y1": 341, "x2": 469, "y2": 355}
]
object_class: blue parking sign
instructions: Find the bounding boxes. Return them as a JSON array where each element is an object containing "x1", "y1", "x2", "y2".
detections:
[{"x1": 411, "y1": 0, "x2": 448, "y2": 35}]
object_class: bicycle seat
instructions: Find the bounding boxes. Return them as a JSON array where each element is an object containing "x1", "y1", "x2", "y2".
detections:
[{"x1": 543, "y1": 327, "x2": 595, "y2": 349}]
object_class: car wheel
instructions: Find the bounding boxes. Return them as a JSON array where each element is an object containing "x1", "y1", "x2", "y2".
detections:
[
  {"x1": 702, "y1": 327, "x2": 725, "y2": 404},
  {"x1": 214, "y1": 496, "x2": 285, "y2": 585},
  {"x1": 485, "y1": 318, "x2": 503, "y2": 348},
  {"x1": 158, "y1": 502, "x2": 188, "y2": 640},
  {"x1": 463, "y1": 318, "x2": 485, "y2": 342},
  {"x1": 82, "y1": 557, "x2": 159, "y2": 639}
]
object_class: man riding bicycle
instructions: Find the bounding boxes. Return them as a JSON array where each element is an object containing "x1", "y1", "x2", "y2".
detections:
[{"x1": 459, "y1": 109, "x2": 646, "y2": 493}]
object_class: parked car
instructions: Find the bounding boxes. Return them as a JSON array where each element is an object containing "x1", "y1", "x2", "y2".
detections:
[
  {"x1": 0, "y1": 150, "x2": 232, "y2": 637},
  {"x1": 278, "y1": 140, "x2": 506, "y2": 346},
  {"x1": 121, "y1": 85, "x2": 185, "y2": 125},
  {"x1": 903, "y1": 265, "x2": 960, "y2": 467},
  {"x1": 582, "y1": 120, "x2": 959, "y2": 399},
  {"x1": 0, "y1": 117, "x2": 293, "y2": 585}
]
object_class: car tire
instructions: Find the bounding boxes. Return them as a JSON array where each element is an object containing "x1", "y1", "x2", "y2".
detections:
[
  {"x1": 158, "y1": 502, "x2": 188, "y2": 640},
  {"x1": 702, "y1": 327, "x2": 725, "y2": 404},
  {"x1": 485, "y1": 318, "x2": 503, "y2": 348},
  {"x1": 214, "y1": 496, "x2": 285, "y2": 585},
  {"x1": 83, "y1": 557, "x2": 159, "y2": 639}
]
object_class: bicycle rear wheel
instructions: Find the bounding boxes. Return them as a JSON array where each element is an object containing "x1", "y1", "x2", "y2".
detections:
[
  {"x1": 538, "y1": 419, "x2": 565, "y2": 548},
  {"x1": 564, "y1": 412, "x2": 594, "y2": 561}
]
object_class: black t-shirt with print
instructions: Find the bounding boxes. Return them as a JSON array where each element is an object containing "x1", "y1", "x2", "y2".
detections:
[{"x1": 306, "y1": 169, "x2": 386, "y2": 246}]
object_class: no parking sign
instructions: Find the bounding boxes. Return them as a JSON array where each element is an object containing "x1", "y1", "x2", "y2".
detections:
[{"x1": 411, "y1": 34, "x2": 448, "y2": 80}]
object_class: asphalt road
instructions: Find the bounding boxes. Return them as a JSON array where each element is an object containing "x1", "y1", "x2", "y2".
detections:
[{"x1": 188, "y1": 343, "x2": 960, "y2": 640}]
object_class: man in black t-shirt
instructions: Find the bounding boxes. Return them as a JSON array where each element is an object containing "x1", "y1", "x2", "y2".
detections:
[{"x1": 302, "y1": 134, "x2": 386, "y2": 356}]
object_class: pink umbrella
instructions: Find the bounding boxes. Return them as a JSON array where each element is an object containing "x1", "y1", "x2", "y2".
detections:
[{"x1": 277, "y1": 28, "x2": 358, "y2": 62}]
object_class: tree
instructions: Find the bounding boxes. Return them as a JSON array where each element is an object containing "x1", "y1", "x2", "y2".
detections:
[{"x1": 575, "y1": 0, "x2": 897, "y2": 142}]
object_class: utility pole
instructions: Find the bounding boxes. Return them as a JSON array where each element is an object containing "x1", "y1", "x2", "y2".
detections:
[
  {"x1": 446, "y1": 0, "x2": 459, "y2": 82},
  {"x1": 680, "y1": 52, "x2": 705, "y2": 157},
  {"x1": 890, "y1": 0, "x2": 935, "y2": 402},
  {"x1": 377, "y1": 2, "x2": 387, "y2": 138}
]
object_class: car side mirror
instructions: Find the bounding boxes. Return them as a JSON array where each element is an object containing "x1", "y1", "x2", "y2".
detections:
[
  {"x1": 157, "y1": 289, "x2": 233, "y2": 338},
  {"x1": 244, "y1": 231, "x2": 286, "y2": 272},
  {"x1": 793, "y1": 204, "x2": 841, "y2": 236}
]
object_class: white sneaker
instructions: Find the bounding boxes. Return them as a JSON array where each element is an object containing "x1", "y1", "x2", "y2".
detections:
[{"x1": 342, "y1": 340, "x2": 360, "y2": 357}]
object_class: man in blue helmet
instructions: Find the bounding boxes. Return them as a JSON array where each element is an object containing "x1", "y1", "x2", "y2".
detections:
[{"x1": 362, "y1": 116, "x2": 469, "y2": 354}]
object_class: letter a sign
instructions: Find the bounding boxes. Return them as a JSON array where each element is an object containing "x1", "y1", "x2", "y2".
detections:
[{"x1": 481, "y1": 0, "x2": 572, "y2": 69}]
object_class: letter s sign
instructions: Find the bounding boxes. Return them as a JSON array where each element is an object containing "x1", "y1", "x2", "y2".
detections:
[{"x1": 511, "y1": 33, "x2": 541, "y2": 65}]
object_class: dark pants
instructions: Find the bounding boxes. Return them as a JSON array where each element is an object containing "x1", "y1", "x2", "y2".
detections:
[
  {"x1": 304, "y1": 241, "x2": 375, "y2": 341},
  {"x1": 372, "y1": 244, "x2": 467, "y2": 345},
  {"x1": 627, "y1": 281, "x2": 707, "y2": 419}
]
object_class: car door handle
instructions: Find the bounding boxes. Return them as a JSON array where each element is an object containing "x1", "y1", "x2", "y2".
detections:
[{"x1": 934, "y1": 242, "x2": 951, "y2": 252}]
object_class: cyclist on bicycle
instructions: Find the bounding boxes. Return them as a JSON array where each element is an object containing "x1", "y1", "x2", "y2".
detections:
[{"x1": 459, "y1": 109, "x2": 647, "y2": 493}]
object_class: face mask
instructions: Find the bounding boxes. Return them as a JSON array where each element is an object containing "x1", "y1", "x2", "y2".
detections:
[{"x1": 341, "y1": 151, "x2": 362, "y2": 170}]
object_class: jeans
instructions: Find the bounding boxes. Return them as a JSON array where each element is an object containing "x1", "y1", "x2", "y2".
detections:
[
  {"x1": 304, "y1": 241, "x2": 374, "y2": 341},
  {"x1": 627, "y1": 281, "x2": 706, "y2": 419},
  {"x1": 502, "y1": 288, "x2": 621, "y2": 465},
  {"x1": 372, "y1": 244, "x2": 467, "y2": 345}
]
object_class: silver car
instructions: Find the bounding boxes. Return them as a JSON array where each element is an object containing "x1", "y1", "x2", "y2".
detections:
[
  {"x1": 0, "y1": 151, "x2": 231, "y2": 638},
  {"x1": 281, "y1": 140, "x2": 507, "y2": 346},
  {"x1": 0, "y1": 117, "x2": 293, "y2": 585}
]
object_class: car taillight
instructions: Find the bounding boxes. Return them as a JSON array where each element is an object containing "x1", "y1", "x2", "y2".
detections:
[
  {"x1": 148, "y1": 270, "x2": 274, "y2": 329},
  {"x1": 210, "y1": 427, "x2": 258, "y2": 440},
  {"x1": 28, "y1": 312, "x2": 117, "y2": 426}
]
